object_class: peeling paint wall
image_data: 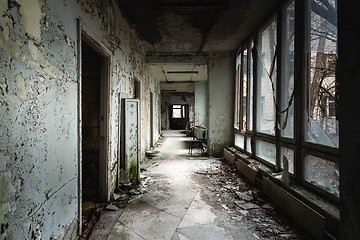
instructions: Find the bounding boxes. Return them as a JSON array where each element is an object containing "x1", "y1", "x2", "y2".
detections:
[
  {"x1": 194, "y1": 81, "x2": 207, "y2": 127},
  {"x1": 0, "y1": 0, "x2": 159, "y2": 239},
  {"x1": 207, "y1": 52, "x2": 235, "y2": 156}
]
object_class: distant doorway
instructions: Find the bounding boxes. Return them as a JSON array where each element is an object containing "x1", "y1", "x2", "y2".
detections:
[{"x1": 169, "y1": 104, "x2": 189, "y2": 130}]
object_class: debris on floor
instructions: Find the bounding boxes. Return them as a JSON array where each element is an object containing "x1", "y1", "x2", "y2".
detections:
[{"x1": 193, "y1": 158, "x2": 303, "y2": 239}]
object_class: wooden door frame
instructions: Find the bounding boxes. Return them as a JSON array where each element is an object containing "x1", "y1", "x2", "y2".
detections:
[{"x1": 77, "y1": 19, "x2": 112, "y2": 234}]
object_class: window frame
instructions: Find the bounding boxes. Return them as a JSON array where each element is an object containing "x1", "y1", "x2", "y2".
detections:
[{"x1": 233, "y1": 0, "x2": 339, "y2": 201}]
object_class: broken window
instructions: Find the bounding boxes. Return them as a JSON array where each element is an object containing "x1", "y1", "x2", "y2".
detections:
[
  {"x1": 305, "y1": 0, "x2": 338, "y2": 148},
  {"x1": 304, "y1": 154, "x2": 339, "y2": 197},
  {"x1": 248, "y1": 41, "x2": 254, "y2": 132},
  {"x1": 242, "y1": 49, "x2": 248, "y2": 131},
  {"x1": 256, "y1": 18, "x2": 277, "y2": 135},
  {"x1": 280, "y1": 1, "x2": 295, "y2": 139},
  {"x1": 234, "y1": 53, "x2": 242, "y2": 129},
  {"x1": 280, "y1": 146, "x2": 294, "y2": 174},
  {"x1": 233, "y1": 0, "x2": 339, "y2": 199}
]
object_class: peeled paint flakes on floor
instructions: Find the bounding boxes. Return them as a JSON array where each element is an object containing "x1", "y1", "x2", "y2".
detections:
[{"x1": 90, "y1": 131, "x2": 304, "y2": 240}]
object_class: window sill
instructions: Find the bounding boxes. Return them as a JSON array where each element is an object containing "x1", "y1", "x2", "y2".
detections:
[{"x1": 228, "y1": 149, "x2": 339, "y2": 239}]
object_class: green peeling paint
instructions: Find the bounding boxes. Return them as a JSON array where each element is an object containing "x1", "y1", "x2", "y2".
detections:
[
  {"x1": 129, "y1": 160, "x2": 138, "y2": 184},
  {"x1": 0, "y1": 175, "x2": 10, "y2": 240}
]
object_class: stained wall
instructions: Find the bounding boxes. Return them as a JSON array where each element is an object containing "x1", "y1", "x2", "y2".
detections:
[
  {"x1": 207, "y1": 52, "x2": 235, "y2": 156},
  {"x1": 0, "y1": 0, "x2": 159, "y2": 239}
]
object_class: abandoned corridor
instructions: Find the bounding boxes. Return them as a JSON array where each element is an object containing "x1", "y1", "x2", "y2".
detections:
[{"x1": 91, "y1": 131, "x2": 304, "y2": 240}]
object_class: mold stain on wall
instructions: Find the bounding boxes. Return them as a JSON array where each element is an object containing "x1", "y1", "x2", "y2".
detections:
[{"x1": 0, "y1": 0, "x2": 160, "y2": 239}]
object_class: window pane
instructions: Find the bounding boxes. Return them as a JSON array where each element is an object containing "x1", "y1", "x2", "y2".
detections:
[
  {"x1": 305, "y1": 0, "x2": 338, "y2": 148},
  {"x1": 242, "y1": 49, "x2": 248, "y2": 131},
  {"x1": 172, "y1": 108, "x2": 182, "y2": 118},
  {"x1": 281, "y1": 1, "x2": 295, "y2": 138},
  {"x1": 280, "y1": 147, "x2": 294, "y2": 174},
  {"x1": 235, "y1": 133, "x2": 244, "y2": 149},
  {"x1": 246, "y1": 136, "x2": 252, "y2": 154},
  {"x1": 257, "y1": 19, "x2": 277, "y2": 135},
  {"x1": 304, "y1": 154, "x2": 339, "y2": 197},
  {"x1": 234, "y1": 54, "x2": 241, "y2": 129},
  {"x1": 256, "y1": 140, "x2": 276, "y2": 165},
  {"x1": 248, "y1": 41, "x2": 254, "y2": 131}
]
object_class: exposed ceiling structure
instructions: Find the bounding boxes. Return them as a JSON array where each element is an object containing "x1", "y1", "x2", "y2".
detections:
[
  {"x1": 115, "y1": 0, "x2": 282, "y2": 53},
  {"x1": 115, "y1": 0, "x2": 282, "y2": 87}
]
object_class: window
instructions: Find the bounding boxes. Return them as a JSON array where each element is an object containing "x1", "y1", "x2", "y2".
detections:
[
  {"x1": 234, "y1": 53, "x2": 241, "y2": 129},
  {"x1": 305, "y1": 0, "x2": 338, "y2": 148},
  {"x1": 242, "y1": 49, "x2": 248, "y2": 131},
  {"x1": 280, "y1": 1, "x2": 295, "y2": 139},
  {"x1": 172, "y1": 105, "x2": 182, "y2": 118},
  {"x1": 304, "y1": 154, "x2": 339, "y2": 197},
  {"x1": 256, "y1": 18, "x2": 277, "y2": 135},
  {"x1": 248, "y1": 41, "x2": 254, "y2": 131},
  {"x1": 233, "y1": 0, "x2": 339, "y2": 199}
]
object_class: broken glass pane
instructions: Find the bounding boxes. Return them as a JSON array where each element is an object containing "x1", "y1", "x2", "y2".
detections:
[
  {"x1": 305, "y1": 0, "x2": 338, "y2": 148},
  {"x1": 304, "y1": 154, "x2": 339, "y2": 197},
  {"x1": 281, "y1": 1, "x2": 295, "y2": 139},
  {"x1": 246, "y1": 136, "x2": 252, "y2": 154},
  {"x1": 256, "y1": 18, "x2": 277, "y2": 135},
  {"x1": 242, "y1": 49, "x2": 248, "y2": 131},
  {"x1": 280, "y1": 147, "x2": 294, "y2": 174},
  {"x1": 248, "y1": 41, "x2": 254, "y2": 131},
  {"x1": 234, "y1": 53, "x2": 242, "y2": 129}
]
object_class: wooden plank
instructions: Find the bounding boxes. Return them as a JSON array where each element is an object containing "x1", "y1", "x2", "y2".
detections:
[{"x1": 263, "y1": 177, "x2": 325, "y2": 240}]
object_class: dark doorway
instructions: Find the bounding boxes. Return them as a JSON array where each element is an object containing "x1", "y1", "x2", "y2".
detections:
[
  {"x1": 169, "y1": 104, "x2": 189, "y2": 130},
  {"x1": 150, "y1": 92, "x2": 154, "y2": 147},
  {"x1": 81, "y1": 41, "x2": 101, "y2": 204}
]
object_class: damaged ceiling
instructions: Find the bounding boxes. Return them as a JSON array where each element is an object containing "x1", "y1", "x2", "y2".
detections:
[{"x1": 115, "y1": 0, "x2": 283, "y2": 53}]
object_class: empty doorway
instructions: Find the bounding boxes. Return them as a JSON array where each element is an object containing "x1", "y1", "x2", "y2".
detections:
[
  {"x1": 169, "y1": 104, "x2": 189, "y2": 130},
  {"x1": 81, "y1": 41, "x2": 102, "y2": 204},
  {"x1": 150, "y1": 92, "x2": 154, "y2": 147},
  {"x1": 78, "y1": 21, "x2": 112, "y2": 234}
]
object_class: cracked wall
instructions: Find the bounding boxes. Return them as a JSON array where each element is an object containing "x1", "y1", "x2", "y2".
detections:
[
  {"x1": 207, "y1": 52, "x2": 235, "y2": 156},
  {"x1": 0, "y1": 0, "x2": 159, "y2": 239}
]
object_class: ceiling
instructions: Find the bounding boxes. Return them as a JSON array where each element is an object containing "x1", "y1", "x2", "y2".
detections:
[
  {"x1": 149, "y1": 64, "x2": 207, "y2": 82},
  {"x1": 115, "y1": 0, "x2": 283, "y2": 53}
]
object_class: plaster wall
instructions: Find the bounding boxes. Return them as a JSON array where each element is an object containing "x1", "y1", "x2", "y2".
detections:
[
  {"x1": 207, "y1": 52, "x2": 235, "y2": 156},
  {"x1": 0, "y1": 0, "x2": 159, "y2": 239},
  {"x1": 194, "y1": 81, "x2": 207, "y2": 127}
]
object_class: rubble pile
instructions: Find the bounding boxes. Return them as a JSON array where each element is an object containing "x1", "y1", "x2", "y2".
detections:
[{"x1": 195, "y1": 159, "x2": 302, "y2": 240}]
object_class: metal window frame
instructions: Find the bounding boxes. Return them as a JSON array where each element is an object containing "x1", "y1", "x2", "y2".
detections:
[{"x1": 233, "y1": 0, "x2": 339, "y2": 201}]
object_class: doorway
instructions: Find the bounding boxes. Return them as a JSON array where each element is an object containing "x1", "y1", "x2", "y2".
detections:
[
  {"x1": 81, "y1": 41, "x2": 102, "y2": 203},
  {"x1": 78, "y1": 21, "x2": 112, "y2": 234},
  {"x1": 150, "y1": 92, "x2": 154, "y2": 147},
  {"x1": 169, "y1": 104, "x2": 189, "y2": 130}
]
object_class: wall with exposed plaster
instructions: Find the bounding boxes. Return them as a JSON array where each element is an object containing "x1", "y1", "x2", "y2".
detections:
[
  {"x1": 0, "y1": 0, "x2": 159, "y2": 239},
  {"x1": 207, "y1": 52, "x2": 235, "y2": 156},
  {"x1": 194, "y1": 81, "x2": 207, "y2": 127}
]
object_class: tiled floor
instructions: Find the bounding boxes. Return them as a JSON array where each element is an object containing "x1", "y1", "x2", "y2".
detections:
[{"x1": 91, "y1": 130, "x2": 302, "y2": 240}]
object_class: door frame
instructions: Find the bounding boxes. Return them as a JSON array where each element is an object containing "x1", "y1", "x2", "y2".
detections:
[{"x1": 77, "y1": 19, "x2": 112, "y2": 233}]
